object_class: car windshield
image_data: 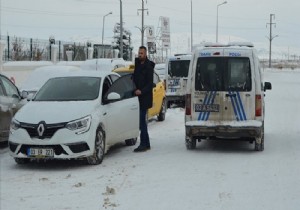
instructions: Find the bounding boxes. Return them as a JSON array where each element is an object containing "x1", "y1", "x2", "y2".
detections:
[
  {"x1": 195, "y1": 57, "x2": 251, "y2": 91},
  {"x1": 168, "y1": 60, "x2": 190, "y2": 77},
  {"x1": 34, "y1": 77, "x2": 101, "y2": 101}
]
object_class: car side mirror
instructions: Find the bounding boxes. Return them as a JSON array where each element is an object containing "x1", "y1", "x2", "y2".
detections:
[
  {"x1": 103, "y1": 92, "x2": 121, "y2": 104},
  {"x1": 27, "y1": 93, "x2": 35, "y2": 101},
  {"x1": 264, "y1": 82, "x2": 272, "y2": 91},
  {"x1": 21, "y1": 90, "x2": 28, "y2": 99}
]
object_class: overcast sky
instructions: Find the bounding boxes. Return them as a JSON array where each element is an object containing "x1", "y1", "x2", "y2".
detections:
[{"x1": 1, "y1": 0, "x2": 300, "y2": 55}]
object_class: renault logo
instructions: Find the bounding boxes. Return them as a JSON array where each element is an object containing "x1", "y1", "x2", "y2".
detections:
[{"x1": 37, "y1": 123, "x2": 45, "y2": 137}]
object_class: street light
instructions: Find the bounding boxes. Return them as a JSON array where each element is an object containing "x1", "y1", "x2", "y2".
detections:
[
  {"x1": 102, "y1": 11, "x2": 112, "y2": 58},
  {"x1": 216, "y1": 1, "x2": 227, "y2": 43},
  {"x1": 119, "y1": 0, "x2": 123, "y2": 59}
]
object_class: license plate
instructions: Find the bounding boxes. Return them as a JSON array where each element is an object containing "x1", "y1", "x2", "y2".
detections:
[
  {"x1": 27, "y1": 148, "x2": 54, "y2": 158},
  {"x1": 195, "y1": 104, "x2": 220, "y2": 112},
  {"x1": 169, "y1": 79, "x2": 180, "y2": 86}
]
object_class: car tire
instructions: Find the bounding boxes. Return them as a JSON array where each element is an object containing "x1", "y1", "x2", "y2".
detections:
[
  {"x1": 15, "y1": 158, "x2": 30, "y2": 164},
  {"x1": 255, "y1": 123, "x2": 264, "y2": 151},
  {"x1": 87, "y1": 127, "x2": 105, "y2": 165},
  {"x1": 157, "y1": 98, "x2": 167, "y2": 121},
  {"x1": 185, "y1": 137, "x2": 196, "y2": 150},
  {"x1": 125, "y1": 137, "x2": 137, "y2": 146}
]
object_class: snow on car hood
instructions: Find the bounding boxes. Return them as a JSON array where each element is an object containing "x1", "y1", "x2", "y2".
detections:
[{"x1": 14, "y1": 100, "x2": 99, "y2": 124}]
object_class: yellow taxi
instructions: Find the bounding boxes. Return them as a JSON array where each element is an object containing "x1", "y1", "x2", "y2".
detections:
[{"x1": 113, "y1": 65, "x2": 166, "y2": 121}]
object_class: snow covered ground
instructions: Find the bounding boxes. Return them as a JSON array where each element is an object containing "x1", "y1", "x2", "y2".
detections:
[{"x1": 1, "y1": 69, "x2": 300, "y2": 210}]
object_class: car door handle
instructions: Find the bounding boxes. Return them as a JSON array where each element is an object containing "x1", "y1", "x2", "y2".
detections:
[{"x1": 225, "y1": 93, "x2": 236, "y2": 97}]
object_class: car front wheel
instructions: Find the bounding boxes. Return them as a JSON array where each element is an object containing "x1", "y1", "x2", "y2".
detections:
[
  {"x1": 87, "y1": 127, "x2": 105, "y2": 165},
  {"x1": 157, "y1": 98, "x2": 166, "y2": 121}
]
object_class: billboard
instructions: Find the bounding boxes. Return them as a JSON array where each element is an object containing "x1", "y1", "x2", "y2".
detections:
[{"x1": 160, "y1": 16, "x2": 170, "y2": 49}]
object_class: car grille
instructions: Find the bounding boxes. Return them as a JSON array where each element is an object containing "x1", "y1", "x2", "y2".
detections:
[{"x1": 20, "y1": 122, "x2": 67, "y2": 139}]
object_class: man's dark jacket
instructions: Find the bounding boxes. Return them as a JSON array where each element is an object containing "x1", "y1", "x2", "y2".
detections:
[{"x1": 133, "y1": 57, "x2": 155, "y2": 110}]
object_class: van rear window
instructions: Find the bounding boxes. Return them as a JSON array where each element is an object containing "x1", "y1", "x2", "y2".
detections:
[
  {"x1": 168, "y1": 60, "x2": 190, "y2": 77},
  {"x1": 195, "y1": 57, "x2": 251, "y2": 91}
]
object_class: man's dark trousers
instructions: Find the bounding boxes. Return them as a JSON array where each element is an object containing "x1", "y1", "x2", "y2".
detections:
[{"x1": 139, "y1": 109, "x2": 150, "y2": 148}]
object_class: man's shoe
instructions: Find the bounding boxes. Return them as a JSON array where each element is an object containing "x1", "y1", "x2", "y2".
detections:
[{"x1": 133, "y1": 146, "x2": 148, "y2": 152}]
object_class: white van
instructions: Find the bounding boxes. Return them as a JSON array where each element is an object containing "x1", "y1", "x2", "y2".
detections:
[
  {"x1": 185, "y1": 42, "x2": 272, "y2": 151},
  {"x1": 165, "y1": 54, "x2": 191, "y2": 108}
]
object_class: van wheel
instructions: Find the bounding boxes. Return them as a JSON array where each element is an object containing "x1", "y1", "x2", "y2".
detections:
[
  {"x1": 186, "y1": 137, "x2": 196, "y2": 150},
  {"x1": 157, "y1": 99, "x2": 166, "y2": 121},
  {"x1": 87, "y1": 127, "x2": 105, "y2": 165},
  {"x1": 15, "y1": 158, "x2": 30, "y2": 164},
  {"x1": 125, "y1": 138, "x2": 137, "y2": 146},
  {"x1": 255, "y1": 124, "x2": 264, "y2": 151}
]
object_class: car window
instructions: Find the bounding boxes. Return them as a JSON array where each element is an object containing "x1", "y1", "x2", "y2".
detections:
[
  {"x1": 0, "y1": 75, "x2": 19, "y2": 97},
  {"x1": 0, "y1": 83, "x2": 4, "y2": 96},
  {"x1": 34, "y1": 77, "x2": 101, "y2": 101},
  {"x1": 105, "y1": 74, "x2": 136, "y2": 100}
]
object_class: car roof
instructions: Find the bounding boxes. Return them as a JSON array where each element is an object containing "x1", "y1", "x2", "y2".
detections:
[
  {"x1": 20, "y1": 66, "x2": 81, "y2": 91},
  {"x1": 113, "y1": 64, "x2": 135, "y2": 73}
]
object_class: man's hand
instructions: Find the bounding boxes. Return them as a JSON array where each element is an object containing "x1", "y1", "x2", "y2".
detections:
[{"x1": 135, "y1": 89, "x2": 142, "y2": 96}]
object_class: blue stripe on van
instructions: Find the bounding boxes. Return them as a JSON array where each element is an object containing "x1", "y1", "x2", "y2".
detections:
[
  {"x1": 198, "y1": 91, "x2": 211, "y2": 121},
  {"x1": 201, "y1": 91, "x2": 214, "y2": 120},
  {"x1": 236, "y1": 91, "x2": 247, "y2": 120},
  {"x1": 204, "y1": 91, "x2": 217, "y2": 121},
  {"x1": 231, "y1": 91, "x2": 244, "y2": 121},
  {"x1": 228, "y1": 91, "x2": 240, "y2": 121}
]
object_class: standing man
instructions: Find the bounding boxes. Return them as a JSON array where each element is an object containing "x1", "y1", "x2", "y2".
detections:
[{"x1": 133, "y1": 46, "x2": 155, "y2": 152}]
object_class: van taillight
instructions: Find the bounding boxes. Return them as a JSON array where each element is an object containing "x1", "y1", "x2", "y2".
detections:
[
  {"x1": 255, "y1": 95, "x2": 262, "y2": 116},
  {"x1": 185, "y1": 94, "x2": 191, "y2": 115}
]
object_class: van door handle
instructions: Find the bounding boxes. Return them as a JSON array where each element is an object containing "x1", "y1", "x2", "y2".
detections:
[{"x1": 225, "y1": 93, "x2": 236, "y2": 97}]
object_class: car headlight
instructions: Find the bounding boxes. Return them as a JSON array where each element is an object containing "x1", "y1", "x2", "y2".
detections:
[
  {"x1": 66, "y1": 115, "x2": 92, "y2": 134},
  {"x1": 11, "y1": 119, "x2": 20, "y2": 130}
]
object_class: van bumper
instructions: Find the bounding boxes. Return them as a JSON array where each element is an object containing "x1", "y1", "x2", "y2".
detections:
[{"x1": 185, "y1": 120, "x2": 262, "y2": 139}]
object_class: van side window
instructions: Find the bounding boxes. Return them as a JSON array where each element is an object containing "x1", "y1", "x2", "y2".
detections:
[
  {"x1": 227, "y1": 58, "x2": 251, "y2": 91},
  {"x1": 195, "y1": 57, "x2": 223, "y2": 91},
  {"x1": 195, "y1": 57, "x2": 251, "y2": 91}
]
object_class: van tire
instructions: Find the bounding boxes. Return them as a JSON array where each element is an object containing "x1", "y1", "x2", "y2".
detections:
[
  {"x1": 157, "y1": 99, "x2": 166, "y2": 121},
  {"x1": 87, "y1": 127, "x2": 105, "y2": 165},
  {"x1": 255, "y1": 124, "x2": 264, "y2": 151},
  {"x1": 186, "y1": 138, "x2": 196, "y2": 150}
]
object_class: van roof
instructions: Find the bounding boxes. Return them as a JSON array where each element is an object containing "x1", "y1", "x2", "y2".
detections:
[{"x1": 168, "y1": 54, "x2": 192, "y2": 61}]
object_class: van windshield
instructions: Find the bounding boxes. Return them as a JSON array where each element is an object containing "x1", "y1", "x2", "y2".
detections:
[
  {"x1": 168, "y1": 60, "x2": 190, "y2": 77},
  {"x1": 195, "y1": 57, "x2": 252, "y2": 91}
]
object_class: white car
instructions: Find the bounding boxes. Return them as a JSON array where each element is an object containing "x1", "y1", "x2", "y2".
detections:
[{"x1": 8, "y1": 71, "x2": 139, "y2": 165}]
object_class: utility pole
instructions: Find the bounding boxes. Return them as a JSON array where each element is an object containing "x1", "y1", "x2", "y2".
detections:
[
  {"x1": 266, "y1": 14, "x2": 278, "y2": 68},
  {"x1": 191, "y1": 0, "x2": 193, "y2": 52},
  {"x1": 120, "y1": 0, "x2": 123, "y2": 59},
  {"x1": 137, "y1": 0, "x2": 148, "y2": 46}
]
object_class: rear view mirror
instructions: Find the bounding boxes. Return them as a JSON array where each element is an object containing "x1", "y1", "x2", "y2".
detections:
[{"x1": 264, "y1": 82, "x2": 272, "y2": 91}]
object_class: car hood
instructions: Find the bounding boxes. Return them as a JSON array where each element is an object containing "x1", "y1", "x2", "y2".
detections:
[{"x1": 15, "y1": 101, "x2": 98, "y2": 124}]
